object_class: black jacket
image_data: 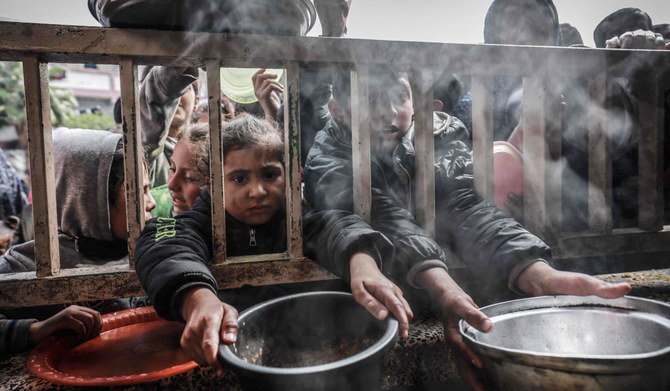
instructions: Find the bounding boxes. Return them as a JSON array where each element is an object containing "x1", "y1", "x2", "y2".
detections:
[
  {"x1": 134, "y1": 189, "x2": 393, "y2": 321},
  {"x1": 304, "y1": 112, "x2": 553, "y2": 295}
]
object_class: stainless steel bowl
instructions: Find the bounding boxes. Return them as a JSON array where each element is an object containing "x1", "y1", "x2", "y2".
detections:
[
  {"x1": 88, "y1": 0, "x2": 316, "y2": 36},
  {"x1": 460, "y1": 295, "x2": 670, "y2": 390},
  {"x1": 219, "y1": 291, "x2": 398, "y2": 391}
]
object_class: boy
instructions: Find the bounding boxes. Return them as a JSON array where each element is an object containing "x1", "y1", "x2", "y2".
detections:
[
  {"x1": 303, "y1": 67, "x2": 631, "y2": 383},
  {"x1": 134, "y1": 116, "x2": 412, "y2": 376}
]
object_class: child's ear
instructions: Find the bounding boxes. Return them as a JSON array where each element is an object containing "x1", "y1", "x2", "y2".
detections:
[
  {"x1": 433, "y1": 99, "x2": 444, "y2": 112},
  {"x1": 328, "y1": 100, "x2": 346, "y2": 126}
]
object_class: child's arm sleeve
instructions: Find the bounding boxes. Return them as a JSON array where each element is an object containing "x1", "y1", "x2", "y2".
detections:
[
  {"x1": 134, "y1": 196, "x2": 216, "y2": 322},
  {"x1": 0, "y1": 314, "x2": 37, "y2": 354},
  {"x1": 140, "y1": 66, "x2": 199, "y2": 159}
]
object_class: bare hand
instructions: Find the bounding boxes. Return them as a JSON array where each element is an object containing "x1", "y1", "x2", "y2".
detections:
[
  {"x1": 415, "y1": 267, "x2": 494, "y2": 391},
  {"x1": 252, "y1": 69, "x2": 284, "y2": 123},
  {"x1": 515, "y1": 261, "x2": 632, "y2": 298},
  {"x1": 349, "y1": 251, "x2": 413, "y2": 339},
  {"x1": 180, "y1": 287, "x2": 239, "y2": 377},
  {"x1": 605, "y1": 29, "x2": 666, "y2": 50},
  {"x1": 28, "y1": 305, "x2": 102, "y2": 345}
]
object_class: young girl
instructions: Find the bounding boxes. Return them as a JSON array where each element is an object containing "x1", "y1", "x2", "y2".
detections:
[{"x1": 134, "y1": 116, "x2": 411, "y2": 375}]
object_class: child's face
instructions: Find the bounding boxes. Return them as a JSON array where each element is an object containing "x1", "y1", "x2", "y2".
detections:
[
  {"x1": 168, "y1": 140, "x2": 209, "y2": 215},
  {"x1": 369, "y1": 75, "x2": 414, "y2": 158},
  {"x1": 0, "y1": 235, "x2": 11, "y2": 256},
  {"x1": 110, "y1": 166, "x2": 156, "y2": 241},
  {"x1": 224, "y1": 147, "x2": 285, "y2": 226}
]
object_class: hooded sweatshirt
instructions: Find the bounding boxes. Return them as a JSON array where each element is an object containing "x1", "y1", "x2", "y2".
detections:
[{"x1": 0, "y1": 128, "x2": 128, "y2": 273}]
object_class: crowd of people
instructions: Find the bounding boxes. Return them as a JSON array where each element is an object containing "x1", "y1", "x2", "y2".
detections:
[{"x1": 1, "y1": 1, "x2": 668, "y2": 389}]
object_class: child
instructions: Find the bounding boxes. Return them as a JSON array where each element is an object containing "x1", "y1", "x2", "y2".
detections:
[
  {"x1": 1, "y1": 128, "x2": 156, "y2": 272},
  {"x1": 0, "y1": 216, "x2": 20, "y2": 256},
  {"x1": 150, "y1": 123, "x2": 210, "y2": 218},
  {"x1": 134, "y1": 115, "x2": 412, "y2": 376}
]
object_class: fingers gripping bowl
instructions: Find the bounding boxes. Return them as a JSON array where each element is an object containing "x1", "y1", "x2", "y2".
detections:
[
  {"x1": 459, "y1": 295, "x2": 670, "y2": 391},
  {"x1": 218, "y1": 291, "x2": 398, "y2": 391}
]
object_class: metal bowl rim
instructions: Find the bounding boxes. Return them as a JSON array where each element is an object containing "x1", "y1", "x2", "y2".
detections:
[
  {"x1": 459, "y1": 295, "x2": 670, "y2": 361},
  {"x1": 219, "y1": 291, "x2": 399, "y2": 375}
]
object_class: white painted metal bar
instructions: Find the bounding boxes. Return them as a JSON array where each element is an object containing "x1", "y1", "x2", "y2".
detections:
[
  {"x1": 472, "y1": 74, "x2": 494, "y2": 202},
  {"x1": 411, "y1": 68, "x2": 435, "y2": 236},
  {"x1": 118, "y1": 57, "x2": 144, "y2": 265},
  {"x1": 351, "y1": 67, "x2": 371, "y2": 223},
  {"x1": 206, "y1": 60, "x2": 227, "y2": 263},
  {"x1": 587, "y1": 72, "x2": 612, "y2": 234},
  {"x1": 284, "y1": 62, "x2": 303, "y2": 258},
  {"x1": 23, "y1": 55, "x2": 60, "y2": 277},
  {"x1": 522, "y1": 74, "x2": 547, "y2": 236}
]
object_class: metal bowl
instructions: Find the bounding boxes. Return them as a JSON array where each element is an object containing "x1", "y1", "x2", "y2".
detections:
[
  {"x1": 88, "y1": 0, "x2": 316, "y2": 36},
  {"x1": 219, "y1": 291, "x2": 398, "y2": 391},
  {"x1": 460, "y1": 295, "x2": 670, "y2": 390}
]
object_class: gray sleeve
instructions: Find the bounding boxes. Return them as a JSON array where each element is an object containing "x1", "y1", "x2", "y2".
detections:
[
  {"x1": 140, "y1": 66, "x2": 199, "y2": 161},
  {"x1": 0, "y1": 314, "x2": 37, "y2": 354}
]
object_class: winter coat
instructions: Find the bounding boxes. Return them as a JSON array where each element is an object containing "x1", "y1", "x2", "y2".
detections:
[
  {"x1": 304, "y1": 112, "x2": 553, "y2": 295},
  {"x1": 134, "y1": 189, "x2": 393, "y2": 321}
]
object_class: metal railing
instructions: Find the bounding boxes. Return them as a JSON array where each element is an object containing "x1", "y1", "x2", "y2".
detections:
[{"x1": 0, "y1": 21, "x2": 668, "y2": 308}]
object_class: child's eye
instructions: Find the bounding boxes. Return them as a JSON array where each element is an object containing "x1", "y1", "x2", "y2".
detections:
[
  {"x1": 168, "y1": 167, "x2": 176, "y2": 174},
  {"x1": 233, "y1": 176, "x2": 247, "y2": 184},
  {"x1": 185, "y1": 176, "x2": 198, "y2": 183}
]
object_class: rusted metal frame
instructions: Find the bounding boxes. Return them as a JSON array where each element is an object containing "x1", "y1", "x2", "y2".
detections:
[
  {"x1": 351, "y1": 67, "x2": 372, "y2": 223},
  {"x1": 551, "y1": 229, "x2": 670, "y2": 259},
  {"x1": 636, "y1": 70, "x2": 663, "y2": 231},
  {"x1": 206, "y1": 60, "x2": 227, "y2": 263},
  {"x1": 22, "y1": 55, "x2": 60, "y2": 277},
  {"x1": 521, "y1": 74, "x2": 548, "y2": 237},
  {"x1": 0, "y1": 258, "x2": 337, "y2": 308},
  {"x1": 587, "y1": 72, "x2": 612, "y2": 234},
  {"x1": 543, "y1": 74, "x2": 562, "y2": 239},
  {"x1": 471, "y1": 74, "x2": 494, "y2": 203},
  {"x1": 283, "y1": 62, "x2": 304, "y2": 258},
  {"x1": 118, "y1": 58, "x2": 144, "y2": 264},
  {"x1": 0, "y1": 23, "x2": 625, "y2": 75},
  {"x1": 411, "y1": 68, "x2": 435, "y2": 236}
]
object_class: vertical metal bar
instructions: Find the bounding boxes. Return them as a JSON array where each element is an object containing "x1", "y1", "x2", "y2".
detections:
[
  {"x1": 637, "y1": 70, "x2": 662, "y2": 230},
  {"x1": 23, "y1": 55, "x2": 59, "y2": 277},
  {"x1": 588, "y1": 72, "x2": 612, "y2": 233},
  {"x1": 351, "y1": 67, "x2": 371, "y2": 223},
  {"x1": 472, "y1": 74, "x2": 494, "y2": 202},
  {"x1": 411, "y1": 68, "x2": 435, "y2": 236},
  {"x1": 522, "y1": 74, "x2": 547, "y2": 236},
  {"x1": 284, "y1": 62, "x2": 303, "y2": 258},
  {"x1": 206, "y1": 60, "x2": 227, "y2": 263},
  {"x1": 544, "y1": 75, "x2": 563, "y2": 238},
  {"x1": 118, "y1": 58, "x2": 143, "y2": 266}
]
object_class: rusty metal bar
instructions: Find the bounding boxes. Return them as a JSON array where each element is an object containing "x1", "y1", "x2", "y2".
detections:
[
  {"x1": 23, "y1": 55, "x2": 59, "y2": 277},
  {"x1": 522, "y1": 74, "x2": 547, "y2": 236},
  {"x1": 284, "y1": 62, "x2": 303, "y2": 258},
  {"x1": 118, "y1": 57, "x2": 144, "y2": 264},
  {"x1": 206, "y1": 60, "x2": 227, "y2": 263},
  {"x1": 637, "y1": 70, "x2": 662, "y2": 230},
  {"x1": 411, "y1": 68, "x2": 435, "y2": 236},
  {"x1": 351, "y1": 67, "x2": 371, "y2": 223},
  {"x1": 472, "y1": 74, "x2": 494, "y2": 202},
  {"x1": 587, "y1": 72, "x2": 612, "y2": 234}
]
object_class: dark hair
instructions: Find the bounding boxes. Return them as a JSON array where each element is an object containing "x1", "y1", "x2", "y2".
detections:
[
  {"x1": 108, "y1": 141, "x2": 149, "y2": 207},
  {"x1": 222, "y1": 115, "x2": 284, "y2": 164},
  {"x1": 654, "y1": 23, "x2": 670, "y2": 40},
  {"x1": 593, "y1": 8, "x2": 652, "y2": 48},
  {"x1": 178, "y1": 122, "x2": 211, "y2": 180},
  {"x1": 484, "y1": 0, "x2": 561, "y2": 45},
  {"x1": 433, "y1": 73, "x2": 463, "y2": 114},
  {"x1": 560, "y1": 23, "x2": 584, "y2": 46},
  {"x1": 331, "y1": 66, "x2": 406, "y2": 108},
  {"x1": 113, "y1": 97, "x2": 122, "y2": 124}
]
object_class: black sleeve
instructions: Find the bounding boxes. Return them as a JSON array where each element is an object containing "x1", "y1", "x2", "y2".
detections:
[
  {"x1": 134, "y1": 192, "x2": 217, "y2": 322},
  {"x1": 434, "y1": 139, "x2": 553, "y2": 294},
  {"x1": 302, "y1": 206, "x2": 394, "y2": 282}
]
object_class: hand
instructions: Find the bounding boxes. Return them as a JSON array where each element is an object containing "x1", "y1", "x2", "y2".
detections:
[
  {"x1": 515, "y1": 261, "x2": 632, "y2": 298},
  {"x1": 349, "y1": 251, "x2": 413, "y2": 339},
  {"x1": 28, "y1": 305, "x2": 102, "y2": 345},
  {"x1": 180, "y1": 287, "x2": 239, "y2": 377},
  {"x1": 252, "y1": 69, "x2": 284, "y2": 123},
  {"x1": 605, "y1": 29, "x2": 666, "y2": 50},
  {"x1": 415, "y1": 267, "x2": 494, "y2": 391}
]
